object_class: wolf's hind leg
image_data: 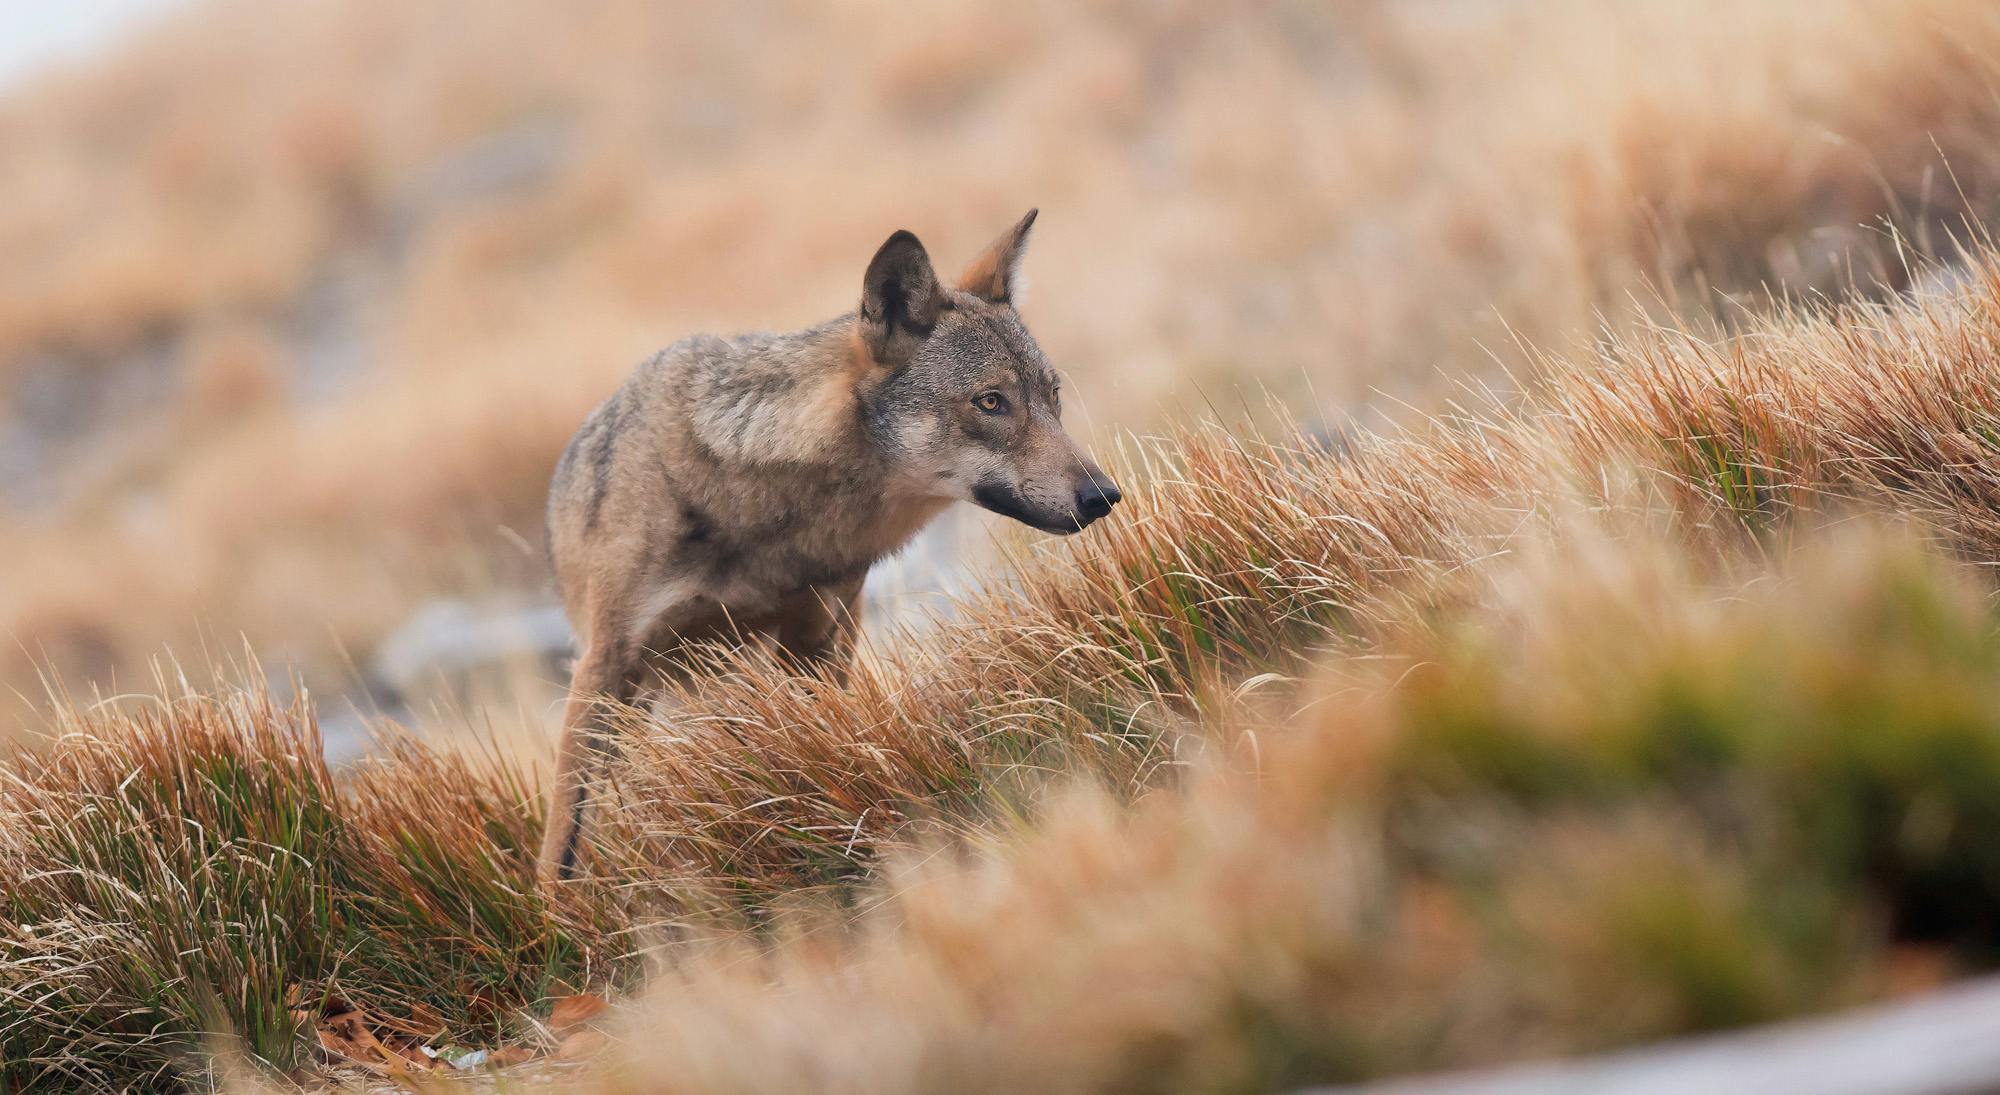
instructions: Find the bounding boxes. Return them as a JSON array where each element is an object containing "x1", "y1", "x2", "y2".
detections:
[{"x1": 537, "y1": 644, "x2": 636, "y2": 884}]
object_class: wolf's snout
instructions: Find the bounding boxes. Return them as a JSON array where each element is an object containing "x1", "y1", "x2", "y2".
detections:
[{"x1": 1074, "y1": 476, "x2": 1122, "y2": 524}]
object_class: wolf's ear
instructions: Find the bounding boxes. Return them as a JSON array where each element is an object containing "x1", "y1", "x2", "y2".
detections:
[
  {"x1": 956, "y1": 208, "x2": 1037, "y2": 304},
  {"x1": 858, "y1": 229, "x2": 943, "y2": 369}
]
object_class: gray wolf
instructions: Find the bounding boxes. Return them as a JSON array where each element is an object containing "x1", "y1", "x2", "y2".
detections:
[{"x1": 537, "y1": 210, "x2": 1122, "y2": 881}]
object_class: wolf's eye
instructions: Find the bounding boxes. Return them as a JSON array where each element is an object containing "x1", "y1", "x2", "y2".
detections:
[{"x1": 974, "y1": 392, "x2": 1009, "y2": 414}]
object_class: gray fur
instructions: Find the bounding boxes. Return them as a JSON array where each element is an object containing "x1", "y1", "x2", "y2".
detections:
[{"x1": 536, "y1": 211, "x2": 1121, "y2": 881}]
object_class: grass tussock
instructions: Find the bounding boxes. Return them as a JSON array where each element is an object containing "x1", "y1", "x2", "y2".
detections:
[
  {"x1": 595, "y1": 528, "x2": 2000, "y2": 1093},
  {"x1": 0, "y1": 683, "x2": 611, "y2": 1089}
]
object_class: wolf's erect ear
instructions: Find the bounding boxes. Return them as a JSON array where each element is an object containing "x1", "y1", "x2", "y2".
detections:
[
  {"x1": 956, "y1": 208, "x2": 1037, "y2": 304},
  {"x1": 858, "y1": 229, "x2": 943, "y2": 369}
]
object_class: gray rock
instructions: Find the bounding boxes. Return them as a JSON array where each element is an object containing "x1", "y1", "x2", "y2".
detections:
[{"x1": 367, "y1": 596, "x2": 573, "y2": 701}]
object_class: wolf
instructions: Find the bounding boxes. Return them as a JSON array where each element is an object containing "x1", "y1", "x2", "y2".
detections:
[{"x1": 536, "y1": 210, "x2": 1122, "y2": 881}]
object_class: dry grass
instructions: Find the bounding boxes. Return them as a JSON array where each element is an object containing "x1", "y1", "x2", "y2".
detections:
[
  {"x1": 10, "y1": 0, "x2": 2000, "y2": 713},
  {"x1": 586, "y1": 253, "x2": 2000, "y2": 919},
  {"x1": 594, "y1": 526, "x2": 2000, "y2": 1093},
  {"x1": 15, "y1": 2, "x2": 2000, "y2": 1088},
  {"x1": 0, "y1": 678, "x2": 613, "y2": 1089},
  {"x1": 8, "y1": 239, "x2": 2000, "y2": 1085}
]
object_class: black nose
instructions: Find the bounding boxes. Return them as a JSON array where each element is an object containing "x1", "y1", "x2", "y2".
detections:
[{"x1": 1076, "y1": 480, "x2": 1122, "y2": 522}]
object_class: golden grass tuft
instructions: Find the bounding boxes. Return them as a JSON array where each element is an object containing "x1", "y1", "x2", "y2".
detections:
[{"x1": 0, "y1": 679, "x2": 613, "y2": 1089}]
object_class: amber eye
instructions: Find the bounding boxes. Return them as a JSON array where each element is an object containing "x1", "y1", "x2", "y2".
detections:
[{"x1": 974, "y1": 391, "x2": 1009, "y2": 414}]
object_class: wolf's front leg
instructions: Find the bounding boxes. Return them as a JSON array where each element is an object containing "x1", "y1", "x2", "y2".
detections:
[{"x1": 771, "y1": 577, "x2": 867, "y2": 685}]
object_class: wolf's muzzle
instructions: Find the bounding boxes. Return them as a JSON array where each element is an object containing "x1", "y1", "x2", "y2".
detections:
[
  {"x1": 1075, "y1": 477, "x2": 1122, "y2": 524},
  {"x1": 974, "y1": 477, "x2": 1120, "y2": 535}
]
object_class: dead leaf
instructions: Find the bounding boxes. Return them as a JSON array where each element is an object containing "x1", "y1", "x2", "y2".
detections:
[
  {"x1": 316, "y1": 1012, "x2": 391, "y2": 1075},
  {"x1": 488, "y1": 1046, "x2": 539, "y2": 1067},
  {"x1": 557, "y1": 1029, "x2": 610, "y2": 1060},
  {"x1": 315, "y1": 1032, "x2": 384, "y2": 1074},
  {"x1": 549, "y1": 992, "x2": 610, "y2": 1031},
  {"x1": 312, "y1": 1008, "x2": 450, "y2": 1078}
]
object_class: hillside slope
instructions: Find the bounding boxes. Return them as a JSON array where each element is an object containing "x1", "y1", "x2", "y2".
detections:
[
  {"x1": 7, "y1": 0, "x2": 2000, "y2": 721},
  {"x1": 6, "y1": 251, "x2": 2000, "y2": 1088}
]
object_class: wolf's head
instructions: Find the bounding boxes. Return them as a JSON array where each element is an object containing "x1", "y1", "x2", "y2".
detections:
[{"x1": 853, "y1": 210, "x2": 1121, "y2": 535}]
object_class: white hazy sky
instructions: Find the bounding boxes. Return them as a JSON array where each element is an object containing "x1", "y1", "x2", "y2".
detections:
[{"x1": 0, "y1": 0, "x2": 185, "y2": 92}]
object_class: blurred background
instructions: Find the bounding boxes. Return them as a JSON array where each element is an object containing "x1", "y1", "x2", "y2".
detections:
[{"x1": 5, "y1": 0, "x2": 1999, "y2": 754}]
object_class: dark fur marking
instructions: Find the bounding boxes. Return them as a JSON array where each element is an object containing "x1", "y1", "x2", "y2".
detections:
[
  {"x1": 582, "y1": 437, "x2": 612, "y2": 532},
  {"x1": 678, "y1": 518, "x2": 744, "y2": 575},
  {"x1": 554, "y1": 794, "x2": 587, "y2": 877},
  {"x1": 706, "y1": 544, "x2": 745, "y2": 575},
  {"x1": 580, "y1": 388, "x2": 635, "y2": 535}
]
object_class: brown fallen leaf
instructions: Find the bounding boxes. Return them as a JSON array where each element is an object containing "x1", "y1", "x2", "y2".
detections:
[
  {"x1": 316, "y1": 1013, "x2": 391, "y2": 1075},
  {"x1": 314, "y1": 1009, "x2": 448, "y2": 1077},
  {"x1": 488, "y1": 1046, "x2": 540, "y2": 1068},
  {"x1": 557, "y1": 1029, "x2": 610, "y2": 1061},
  {"x1": 549, "y1": 992, "x2": 610, "y2": 1031},
  {"x1": 315, "y1": 1034, "x2": 385, "y2": 1074}
]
